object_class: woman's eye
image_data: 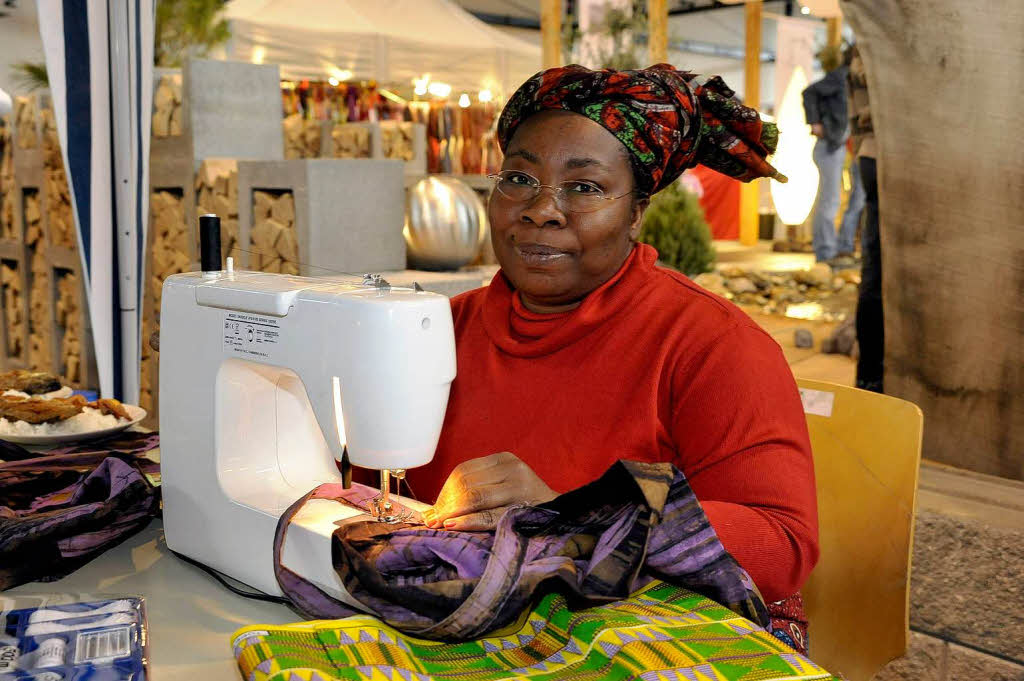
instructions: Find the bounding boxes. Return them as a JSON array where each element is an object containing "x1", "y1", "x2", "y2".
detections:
[
  {"x1": 567, "y1": 182, "x2": 601, "y2": 195},
  {"x1": 506, "y1": 173, "x2": 534, "y2": 186}
]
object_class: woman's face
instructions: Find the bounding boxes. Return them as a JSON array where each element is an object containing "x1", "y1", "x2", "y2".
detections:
[{"x1": 489, "y1": 110, "x2": 648, "y2": 313}]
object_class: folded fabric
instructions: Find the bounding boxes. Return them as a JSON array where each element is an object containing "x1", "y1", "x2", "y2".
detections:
[
  {"x1": 275, "y1": 460, "x2": 767, "y2": 641},
  {"x1": 0, "y1": 433, "x2": 161, "y2": 589},
  {"x1": 234, "y1": 579, "x2": 837, "y2": 681}
]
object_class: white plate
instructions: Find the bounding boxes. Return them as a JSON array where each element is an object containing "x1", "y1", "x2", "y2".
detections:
[{"x1": 0, "y1": 404, "x2": 148, "y2": 446}]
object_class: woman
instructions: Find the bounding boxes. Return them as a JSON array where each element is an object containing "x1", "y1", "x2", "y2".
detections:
[{"x1": 408, "y1": 64, "x2": 818, "y2": 649}]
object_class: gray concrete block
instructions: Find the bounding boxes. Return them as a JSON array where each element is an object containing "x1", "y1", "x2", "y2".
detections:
[
  {"x1": 875, "y1": 632, "x2": 946, "y2": 681},
  {"x1": 948, "y1": 644, "x2": 1024, "y2": 681},
  {"x1": 184, "y1": 59, "x2": 283, "y2": 164},
  {"x1": 910, "y1": 510, "x2": 1024, "y2": 660},
  {"x1": 236, "y1": 159, "x2": 406, "y2": 275}
]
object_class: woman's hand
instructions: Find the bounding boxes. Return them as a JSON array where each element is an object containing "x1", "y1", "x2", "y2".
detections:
[{"x1": 422, "y1": 452, "x2": 557, "y2": 531}]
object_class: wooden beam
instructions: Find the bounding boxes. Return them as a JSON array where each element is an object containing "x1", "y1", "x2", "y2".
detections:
[
  {"x1": 648, "y1": 0, "x2": 669, "y2": 64},
  {"x1": 541, "y1": 0, "x2": 562, "y2": 70},
  {"x1": 740, "y1": 0, "x2": 762, "y2": 246},
  {"x1": 826, "y1": 16, "x2": 842, "y2": 48}
]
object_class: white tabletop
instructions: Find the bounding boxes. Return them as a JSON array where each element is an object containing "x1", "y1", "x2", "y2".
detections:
[{"x1": 5, "y1": 519, "x2": 300, "y2": 680}]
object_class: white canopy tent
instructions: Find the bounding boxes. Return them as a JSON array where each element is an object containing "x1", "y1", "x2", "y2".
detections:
[{"x1": 222, "y1": 0, "x2": 541, "y2": 97}]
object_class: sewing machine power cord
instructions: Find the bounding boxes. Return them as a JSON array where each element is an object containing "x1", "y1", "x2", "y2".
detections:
[{"x1": 171, "y1": 550, "x2": 291, "y2": 605}]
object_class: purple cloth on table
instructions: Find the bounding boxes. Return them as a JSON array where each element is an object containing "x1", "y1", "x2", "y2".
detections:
[
  {"x1": 275, "y1": 459, "x2": 768, "y2": 641},
  {"x1": 0, "y1": 432, "x2": 160, "y2": 589}
]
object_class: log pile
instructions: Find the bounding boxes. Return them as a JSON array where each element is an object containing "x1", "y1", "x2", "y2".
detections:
[
  {"x1": 331, "y1": 124, "x2": 372, "y2": 159},
  {"x1": 152, "y1": 73, "x2": 183, "y2": 138},
  {"x1": 26, "y1": 212, "x2": 53, "y2": 371},
  {"x1": 1, "y1": 263, "x2": 24, "y2": 359},
  {"x1": 148, "y1": 190, "x2": 190, "y2": 319},
  {"x1": 14, "y1": 97, "x2": 38, "y2": 150},
  {"x1": 381, "y1": 123, "x2": 415, "y2": 161},
  {"x1": 250, "y1": 190, "x2": 299, "y2": 274},
  {"x1": 1, "y1": 120, "x2": 13, "y2": 240},
  {"x1": 54, "y1": 270, "x2": 83, "y2": 384},
  {"x1": 195, "y1": 159, "x2": 239, "y2": 262},
  {"x1": 283, "y1": 113, "x2": 321, "y2": 159},
  {"x1": 41, "y1": 108, "x2": 75, "y2": 248}
]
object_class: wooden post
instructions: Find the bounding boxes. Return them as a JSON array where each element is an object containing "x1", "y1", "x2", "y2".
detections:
[
  {"x1": 541, "y1": 0, "x2": 562, "y2": 70},
  {"x1": 648, "y1": 0, "x2": 669, "y2": 64},
  {"x1": 826, "y1": 16, "x2": 842, "y2": 49},
  {"x1": 740, "y1": 0, "x2": 763, "y2": 246}
]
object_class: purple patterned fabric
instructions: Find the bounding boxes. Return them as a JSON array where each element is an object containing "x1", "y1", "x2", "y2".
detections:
[
  {"x1": 0, "y1": 433, "x2": 160, "y2": 589},
  {"x1": 275, "y1": 460, "x2": 768, "y2": 641}
]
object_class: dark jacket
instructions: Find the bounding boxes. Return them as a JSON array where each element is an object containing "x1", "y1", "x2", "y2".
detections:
[{"x1": 802, "y1": 65, "x2": 849, "y2": 152}]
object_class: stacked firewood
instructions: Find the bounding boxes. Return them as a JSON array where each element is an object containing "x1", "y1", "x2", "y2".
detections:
[
  {"x1": 1, "y1": 263, "x2": 23, "y2": 358},
  {"x1": 195, "y1": 159, "x2": 240, "y2": 262},
  {"x1": 148, "y1": 190, "x2": 191, "y2": 319},
  {"x1": 0, "y1": 120, "x2": 13, "y2": 240},
  {"x1": 283, "y1": 113, "x2": 321, "y2": 159},
  {"x1": 54, "y1": 270, "x2": 82, "y2": 384},
  {"x1": 250, "y1": 190, "x2": 299, "y2": 274},
  {"x1": 331, "y1": 124, "x2": 372, "y2": 159},
  {"x1": 14, "y1": 97, "x2": 38, "y2": 150},
  {"x1": 41, "y1": 108, "x2": 75, "y2": 248},
  {"x1": 26, "y1": 214, "x2": 53, "y2": 371},
  {"x1": 381, "y1": 123, "x2": 415, "y2": 161},
  {"x1": 152, "y1": 74, "x2": 184, "y2": 138}
]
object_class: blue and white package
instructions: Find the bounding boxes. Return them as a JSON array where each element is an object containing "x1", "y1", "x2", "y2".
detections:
[{"x1": 0, "y1": 597, "x2": 147, "y2": 680}]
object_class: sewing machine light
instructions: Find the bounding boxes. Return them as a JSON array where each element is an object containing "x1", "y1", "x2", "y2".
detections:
[{"x1": 331, "y1": 376, "x2": 347, "y2": 449}]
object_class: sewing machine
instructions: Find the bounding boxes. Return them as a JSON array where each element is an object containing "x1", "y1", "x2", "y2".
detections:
[{"x1": 159, "y1": 266, "x2": 455, "y2": 604}]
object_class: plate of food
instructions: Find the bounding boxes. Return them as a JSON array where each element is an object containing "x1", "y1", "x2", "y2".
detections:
[{"x1": 0, "y1": 370, "x2": 146, "y2": 445}]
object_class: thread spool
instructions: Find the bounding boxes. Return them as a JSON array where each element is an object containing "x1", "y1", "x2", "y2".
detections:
[{"x1": 199, "y1": 213, "x2": 222, "y2": 273}]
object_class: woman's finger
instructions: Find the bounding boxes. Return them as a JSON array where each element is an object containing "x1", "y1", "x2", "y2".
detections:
[
  {"x1": 441, "y1": 505, "x2": 513, "y2": 532},
  {"x1": 430, "y1": 482, "x2": 515, "y2": 524}
]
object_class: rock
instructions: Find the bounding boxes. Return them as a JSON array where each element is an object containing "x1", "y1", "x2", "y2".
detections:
[
  {"x1": 795, "y1": 263, "x2": 833, "y2": 287},
  {"x1": 736, "y1": 292, "x2": 760, "y2": 305},
  {"x1": 719, "y1": 266, "x2": 748, "y2": 279},
  {"x1": 832, "y1": 276, "x2": 846, "y2": 290},
  {"x1": 948, "y1": 643, "x2": 1024, "y2": 680},
  {"x1": 842, "y1": 282, "x2": 859, "y2": 295},
  {"x1": 822, "y1": 317, "x2": 856, "y2": 355},
  {"x1": 873, "y1": 632, "x2": 946, "y2": 681},
  {"x1": 692, "y1": 273, "x2": 729, "y2": 297},
  {"x1": 772, "y1": 240, "x2": 790, "y2": 252},
  {"x1": 794, "y1": 328, "x2": 814, "y2": 348},
  {"x1": 726, "y1": 277, "x2": 758, "y2": 294},
  {"x1": 839, "y1": 268, "x2": 862, "y2": 284},
  {"x1": 749, "y1": 272, "x2": 772, "y2": 290}
]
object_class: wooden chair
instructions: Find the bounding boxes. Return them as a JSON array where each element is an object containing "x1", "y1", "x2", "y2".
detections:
[{"x1": 797, "y1": 379, "x2": 923, "y2": 681}]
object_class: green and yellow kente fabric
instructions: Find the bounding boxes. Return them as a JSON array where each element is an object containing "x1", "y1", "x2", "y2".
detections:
[{"x1": 233, "y1": 581, "x2": 837, "y2": 681}]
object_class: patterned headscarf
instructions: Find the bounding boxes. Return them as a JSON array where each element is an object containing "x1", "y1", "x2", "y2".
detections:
[{"x1": 497, "y1": 63, "x2": 787, "y2": 196}]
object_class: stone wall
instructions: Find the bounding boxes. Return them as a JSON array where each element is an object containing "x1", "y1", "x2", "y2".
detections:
[
  {"x1": 839, "y1": 0, "x2": 1024, "y2": 480},
  {"x1": 875, "y1": 466, "x2": 1024, "y2": 680}
]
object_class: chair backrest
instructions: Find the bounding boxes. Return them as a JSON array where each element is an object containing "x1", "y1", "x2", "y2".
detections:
[{"x1": 796, "y1": 378, "x2": 923, "y2": 681}]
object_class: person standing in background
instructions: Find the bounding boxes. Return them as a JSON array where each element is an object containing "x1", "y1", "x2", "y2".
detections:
[
  {"x1": 802, "y1": 47, "x2": 859, "y2": 264},
  {"x1": 847, "y1": 43, "x2": 883, "y2": 393}
]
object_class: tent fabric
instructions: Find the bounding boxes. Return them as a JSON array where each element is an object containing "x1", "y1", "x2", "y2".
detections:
[
  {"x1": 37, "y1": 0, "x2": 152, "y2": 401},
  {"x1": 223, "y1": 0, "x2": 540, "y2": 95},
  {"x1": 692, "y1": 165, "x2": 741, "y2": 240}
]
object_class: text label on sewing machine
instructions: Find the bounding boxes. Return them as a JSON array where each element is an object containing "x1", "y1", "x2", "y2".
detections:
[{"x1": 223, "y1": 312, "x2": 283, "y2": 360}]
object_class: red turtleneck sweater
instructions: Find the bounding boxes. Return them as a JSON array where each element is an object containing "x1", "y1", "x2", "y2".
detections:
[{"x1": 407, "y1": 244, "x2": 819, "y2": 601}]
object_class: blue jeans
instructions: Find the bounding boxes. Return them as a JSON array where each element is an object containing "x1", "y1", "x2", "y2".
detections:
[
  {"x1": 837, "y1": 158, "x2": 865, "y2": 254},
  {"x1": 811, "y1": 138, "x2": 845, "y2": 261}
]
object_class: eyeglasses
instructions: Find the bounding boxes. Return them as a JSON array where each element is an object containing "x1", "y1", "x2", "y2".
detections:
[{"x1": 487, "y1": 170, "x2": 641, "y2": 214}]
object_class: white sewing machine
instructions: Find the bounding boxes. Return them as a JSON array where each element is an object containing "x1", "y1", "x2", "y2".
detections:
[{"x1": 159, "y1": 266, "x2": 455, "y2": 603}]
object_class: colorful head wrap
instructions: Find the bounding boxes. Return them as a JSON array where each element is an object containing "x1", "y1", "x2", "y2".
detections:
[{"x1": 497, "y1": 63, "x2": 787, "y2": 196}]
